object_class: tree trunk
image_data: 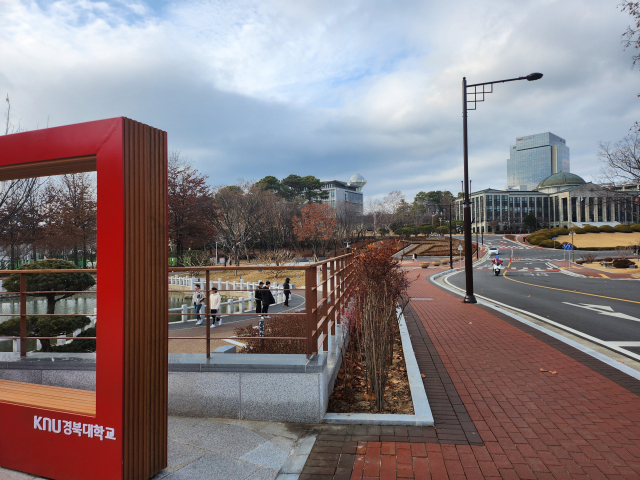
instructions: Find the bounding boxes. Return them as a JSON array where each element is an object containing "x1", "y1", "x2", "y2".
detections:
[
  {"x1": 73, "y1": 243, "x2": 79, "y2": 266},
  {"x1": 40, "y1": 294, "x2": 58, "y2": 353},
  {"x1": 176, "y1": 241, "x2": 184, "y2": 267}
]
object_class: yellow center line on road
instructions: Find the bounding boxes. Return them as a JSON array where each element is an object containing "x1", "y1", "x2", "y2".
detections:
[{"x1": 502, "y1": 270, "x2": 640, "y2": 305}]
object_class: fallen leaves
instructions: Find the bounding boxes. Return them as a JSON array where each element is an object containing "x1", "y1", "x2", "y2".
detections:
[{"x1": 540, "y1": 368, "x2": 558, "y2": 375}]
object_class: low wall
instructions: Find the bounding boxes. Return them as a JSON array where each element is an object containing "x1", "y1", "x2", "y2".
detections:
[{"x1": 0, "y1": 327, "x2": 345, "y2": 424}]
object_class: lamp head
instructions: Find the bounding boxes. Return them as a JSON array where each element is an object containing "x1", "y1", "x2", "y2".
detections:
[{"x1": 526, "y1": 72, "x2": 543, "y2": 81}]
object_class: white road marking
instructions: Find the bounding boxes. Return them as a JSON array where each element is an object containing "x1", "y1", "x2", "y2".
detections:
[{"x1": 562, "y1": 303, "x2": 640, "y2": 323}]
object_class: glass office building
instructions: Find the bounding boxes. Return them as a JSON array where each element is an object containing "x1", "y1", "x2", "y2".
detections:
[{"x1": 507, "y1": 133, "x2": 570, "y2": 191}]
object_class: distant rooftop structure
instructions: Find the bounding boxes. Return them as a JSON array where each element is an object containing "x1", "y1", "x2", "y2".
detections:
[
  {"x1": 321, "y1": 174, "x2": 366, "y2": 213},
  {"x1": 347, "y1": 173, "x2": 367, "y2": 191},
  {"x1": 535, "y1": 172, "x2": 585, "y2": 193},
  {"x1": 507, "y1": 132, "x2": 570, "y2": 191}
]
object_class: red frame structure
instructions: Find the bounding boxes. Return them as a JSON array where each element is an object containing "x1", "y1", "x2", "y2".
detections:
[{"x1": 0, "y1": 118, "x2": 168, "y2": 480}]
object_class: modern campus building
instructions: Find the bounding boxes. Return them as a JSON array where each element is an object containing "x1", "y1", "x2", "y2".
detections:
[
  {"x1": 455, "y1": 132, "x2": 639, "y2": 233},
  {"x1": 321, "y1": 174, "x2": 366, "y2": 213},
  {"x1": 456, "y1": 172, "x2": 640, "y2": 233},
  {"x1": 507, "y1": 132, "x2": 570, "y2": 191}
]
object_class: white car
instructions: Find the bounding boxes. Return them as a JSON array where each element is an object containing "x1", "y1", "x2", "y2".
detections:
[{"x1": 488, "y1": 247, "x2": 499, "y2": 256}]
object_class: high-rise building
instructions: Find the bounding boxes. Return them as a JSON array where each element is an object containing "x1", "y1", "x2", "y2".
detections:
[
  {"x1": 321, "y1": 174, "x2": 366, "y2": 213},
  {"x1": 506, "y1": 132, "x2": 570, "y2": 191}
]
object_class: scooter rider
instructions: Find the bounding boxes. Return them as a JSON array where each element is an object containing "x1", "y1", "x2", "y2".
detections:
[{"x1": 492, "y1": 255, "x2": 503, "y2": 266}]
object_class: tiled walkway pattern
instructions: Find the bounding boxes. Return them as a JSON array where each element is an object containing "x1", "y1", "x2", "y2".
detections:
[{"x1": 342, "y1": 269, "x2": 640, "y2": 479}]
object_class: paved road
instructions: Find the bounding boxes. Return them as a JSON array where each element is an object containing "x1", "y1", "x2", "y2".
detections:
[{"x1": 445, "y1": 238, "x2": 640, "y2": 360}]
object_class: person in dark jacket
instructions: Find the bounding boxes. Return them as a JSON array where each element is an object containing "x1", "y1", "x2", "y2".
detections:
[
  {"x1": 254, "y1": 281, "x2": 264, "y2": 317},
  {"x1": 261, "y1": 281, "x2": 275, "y2": 318},
  {"x1": 283, "y1": 277, "x2": 291, "y2": 307}
]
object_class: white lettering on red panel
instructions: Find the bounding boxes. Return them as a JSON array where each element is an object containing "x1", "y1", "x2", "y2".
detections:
[{"x1": 34, "y1": 416, "x2": 116, "y2": 441}]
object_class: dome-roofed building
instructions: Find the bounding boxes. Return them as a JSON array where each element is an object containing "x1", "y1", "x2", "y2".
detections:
[
  {"x1": 535, "y1": 172, "x2": 586, "y2": 194},
  {"x1": 321, "y1": 174, "x2": 366, "y2": 213}
]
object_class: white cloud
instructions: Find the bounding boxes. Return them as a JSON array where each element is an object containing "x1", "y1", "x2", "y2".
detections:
[{"x1": 1, "y1": 0, "x2": 639, "y2": 201}]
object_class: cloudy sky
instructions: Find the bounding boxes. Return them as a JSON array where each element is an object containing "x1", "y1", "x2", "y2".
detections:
[{"x1": 1, "y1": 0, "x2": 639, "y2": 202}]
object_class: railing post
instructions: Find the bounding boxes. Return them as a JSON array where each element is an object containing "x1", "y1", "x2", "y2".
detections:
[
  {"x1": 337, "y1": 257, "x2": 342, "y2": 325},
  {"x1": 305, "y1": 265, "x2": 317, "y2": 357},
  {"x1": 321, "y1": 263, "x2": 328, "y2": 352},
  {"x1": 330, "y1": 259, "x2": 336, "y2": 336},
  {"x1": 181, "y1": 304, "x2": 188, "y2": 323},
  {"x1": 205, "y1": 269, "x2": 211, "y2": 359},
  {"x1": 20, "y1": 272, "x2": 26, "y2": 357}
]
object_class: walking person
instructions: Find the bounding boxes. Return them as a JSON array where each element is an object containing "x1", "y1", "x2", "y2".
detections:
[
  {"x1": 412, "y1": 253, "x2": 417, "y2": 262},
  {"x1": 209, "y1": 287, "x2": 221, "y2": 327},
  {"x1": 254, "y1": 281, "x2": 264, "y2": 318},
  {"x1": 283, "y1": 277, "x2": 291, "y2": 307},
  {"x1": 261, "y1": 281, "x2": 275, "y2": 318},
  {"x1": 193, "y1": 284, "x2": 206, "y2": 325}
]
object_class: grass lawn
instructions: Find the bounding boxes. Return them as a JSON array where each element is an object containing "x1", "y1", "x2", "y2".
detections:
[{"x1": 556, "y1": 232, "x2": 640, "y2": 248}]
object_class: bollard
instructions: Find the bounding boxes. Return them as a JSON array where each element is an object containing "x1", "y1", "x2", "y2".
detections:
[
  {"x1": 13, "y1": 339, "x2": 19, "y2": 353},
  {"x1": 182, "y1": 304, "x2": 188, "y2": 322}
]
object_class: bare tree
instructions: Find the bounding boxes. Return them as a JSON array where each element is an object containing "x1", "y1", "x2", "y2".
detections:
[
  {"x1": 168, "y1": 152, "x2": 216, "y2": 265},
  {"x1": 597, "y1": 132, "x2": 640, "y2": 222},
  {"x1": 209, "y1": 182, "x2": 272, "y2": 266},
  {"x1": 46, "y1": 174, "x2": 97, "y2": 267}
]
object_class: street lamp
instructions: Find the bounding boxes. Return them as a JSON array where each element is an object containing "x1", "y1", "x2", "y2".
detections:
[{"x1": 461, "y1": 72, "x2": 543, "y2": 304}]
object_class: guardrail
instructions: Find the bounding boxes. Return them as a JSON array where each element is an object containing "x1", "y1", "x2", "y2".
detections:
[
  {"x1": 168, "y1": 253, "x2": 355, "y2": 358},
  {"x1": 0, "y1": 254, "x2": 355, "y2": 359}
]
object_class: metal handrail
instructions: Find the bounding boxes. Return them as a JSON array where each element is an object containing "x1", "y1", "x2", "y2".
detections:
[{"x1": 1, "y1": 254, "x2": 355, "y2": 357}]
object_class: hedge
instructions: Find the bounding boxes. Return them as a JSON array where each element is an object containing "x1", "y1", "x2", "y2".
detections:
[
  {"x1": 598, "y1": 225, "x2": 615, "y2": 233},
  {"x1": 612, "y1": 259, "x2": 634, "y2": 268},
  {"x1": 583, "y1": 225, "x2": 600, "y2": 233},
  {"x1": 614, "y1": 224, "x2": 633, "y2": 233},
  {"x1": 631, "y1": 224, "x2": 640, "y2": 232}
]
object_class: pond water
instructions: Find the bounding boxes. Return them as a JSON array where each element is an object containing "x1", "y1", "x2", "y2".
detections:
[{"x1": 0, "y1": 291, "x2": 229, "y2": 325}]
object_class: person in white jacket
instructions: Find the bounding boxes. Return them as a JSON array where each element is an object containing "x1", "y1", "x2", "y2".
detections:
[{"x1": 209, "y1": 287, "x2": 222, "y2": 327}]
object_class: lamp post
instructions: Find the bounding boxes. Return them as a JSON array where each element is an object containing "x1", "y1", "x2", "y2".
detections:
[
  {"x1": 461, "y1": 72, "x2": 543, "y2": 304},
  {"x1": 449, "y1": 202, "x2": 454, "y2": 269}
]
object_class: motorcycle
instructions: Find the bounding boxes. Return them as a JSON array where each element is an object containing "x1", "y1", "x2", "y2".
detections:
[{"x1": 492, "y1": 262, "x2": 502, "y2": 276}]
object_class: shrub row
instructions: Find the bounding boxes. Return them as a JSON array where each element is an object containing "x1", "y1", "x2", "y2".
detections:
[
  {"x1": 570, "y1": 224, "x2": 640, "y2": 234},
  {"x1": 527, "y1": 227, "x2": 569, "y2": 245}
]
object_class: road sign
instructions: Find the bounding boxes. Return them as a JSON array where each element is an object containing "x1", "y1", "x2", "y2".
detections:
[
  {"x1": 457, "y1": 245, "x2": 463, "y2": 251},
  {"x1": 552, "y1": 237, "x2": 556, "y2": 241}
]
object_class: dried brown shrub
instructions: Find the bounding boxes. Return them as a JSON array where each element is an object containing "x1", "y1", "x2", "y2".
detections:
[{"x1": 234, "y1": 313, "x2": 305, "y2": 354}]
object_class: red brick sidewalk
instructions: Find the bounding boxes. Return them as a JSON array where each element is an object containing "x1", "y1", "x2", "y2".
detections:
[{"x1": 350, "y1": 269, "x2": 640, "y2": 479}]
